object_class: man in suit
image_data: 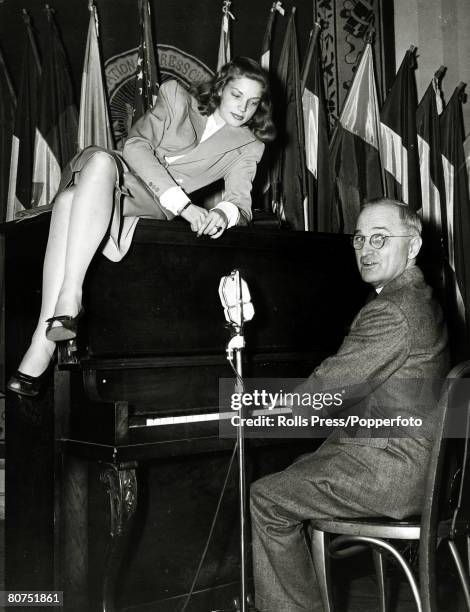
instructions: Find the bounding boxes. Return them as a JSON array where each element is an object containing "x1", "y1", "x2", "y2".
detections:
[{"x1": 250, "y1": 199, "x2": 449, "y2": 612}]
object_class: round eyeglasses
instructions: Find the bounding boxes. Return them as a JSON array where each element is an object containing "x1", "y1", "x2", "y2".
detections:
[{"x1": 351, "y1": 234, "x2": 414, "y2": 250}]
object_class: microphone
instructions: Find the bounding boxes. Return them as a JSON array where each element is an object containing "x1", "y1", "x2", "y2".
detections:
[
  {"x1": 218, "y1": 270, "x2": 254, "y2": 327},
  {"x1": 218, "y1": 269, "x2": 254, "y2": 612}
]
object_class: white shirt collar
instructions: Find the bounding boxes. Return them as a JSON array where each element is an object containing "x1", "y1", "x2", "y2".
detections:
[{"x1": 201, "y1": 113, "x2": 226, "y2": 143}]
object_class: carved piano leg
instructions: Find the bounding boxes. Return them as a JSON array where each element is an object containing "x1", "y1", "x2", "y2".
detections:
[{"x1": 99, "y1": 462, "x2": 138, "y2": 612}]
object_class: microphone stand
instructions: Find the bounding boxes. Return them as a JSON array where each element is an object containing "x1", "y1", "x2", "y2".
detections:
[{"x1": 223, "y1": 271, "x2": 250, "y2": 612}]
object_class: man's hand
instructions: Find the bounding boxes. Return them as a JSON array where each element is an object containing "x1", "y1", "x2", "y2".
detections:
[
  {"x1": 196, "y1": 209, "x2": 228, "y2": 239},
  {"x1": 180, "y1": 203, "x2": 208, "y2": 232}
]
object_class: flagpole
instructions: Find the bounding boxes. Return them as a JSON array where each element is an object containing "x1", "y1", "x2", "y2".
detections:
[
  {"x1": 88, "y1": 0, "x2": 99, "y2": 36},
  {"x1": 330, "y1": 27, "x2": 370, "y2": 153},
  {"x1": 366, "y1": 28, "x2": 386, "y2": 196},
  {"x1": 218, "y1": 0, "x2": 235, "y2": 69},
  {"x1": 300, "y1": 22, "x2": 321, "y2": 94},
  {"x1": 433, "y1": 65, "x2": 446, "y2": 117},
  {"x1": 329, "y1": 30, "x2": 374, "y2": 152},
  {"x1": 434, "y1": 66, "x2": 446, "y2": 84},
  {"x1": 44, "y1": 4, "x2": 53, "y2": 21},
  {"x1": 22, "y1": 10, "x2": 41, "y2": 76},
  {"x1": 260, "y1": 2, "x2": 284, "y2": 71},
  {"x1": 456, "y1": 81, "x2": 467, "y2": 103},
  {"x1": 0, "y1": 48, "x2": 16, "y2": 105}
]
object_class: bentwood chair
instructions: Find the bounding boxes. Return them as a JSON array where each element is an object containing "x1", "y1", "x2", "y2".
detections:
[{"x1": 310, "y1": 361, "x2": 470, "y2": 612}]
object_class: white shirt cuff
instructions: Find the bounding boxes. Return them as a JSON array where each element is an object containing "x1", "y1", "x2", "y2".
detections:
[
  {"x1": 159, "y1": 186, "x2": 191, "y2": 215},
  {"x1": 214, "y1": 201, "x2": 239, "y2": 228}
]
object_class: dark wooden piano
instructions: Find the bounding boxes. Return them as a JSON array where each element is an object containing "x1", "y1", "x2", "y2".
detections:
[{"x1": 3, "y1": 213, "x2": 367, "y2": 611}]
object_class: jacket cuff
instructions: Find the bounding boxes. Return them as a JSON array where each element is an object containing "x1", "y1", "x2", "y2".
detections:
[
  {"x1": 159, "y1": 186, "x2": 191, "y2": 215},
  {"x1": 213, "y1": 201, "x2": 239, "y2": 228}
]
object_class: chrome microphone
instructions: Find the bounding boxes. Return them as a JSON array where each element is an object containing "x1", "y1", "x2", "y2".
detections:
[{"x1": 218, "y1": 270, "x2": 254, "y2": 328}]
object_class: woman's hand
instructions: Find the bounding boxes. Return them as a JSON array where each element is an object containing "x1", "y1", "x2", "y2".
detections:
[
  {"x1": 196, "y1": 209, "x2": 228, "y2": 239},
  {"x1": 180, "y1": 203, "x2": 208, "y2": 232}
]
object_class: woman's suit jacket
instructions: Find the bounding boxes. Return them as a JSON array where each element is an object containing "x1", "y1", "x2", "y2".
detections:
[
  {"x1": 64, "y1": 80, "x2": 265, "y2": 261},
  {"x1": 122, "y1": 79, "x2": 265, "y2": 223}
]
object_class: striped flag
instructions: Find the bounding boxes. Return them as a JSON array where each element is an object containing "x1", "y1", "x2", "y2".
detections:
[
  {"x1": 272, "y1": 7, "x2": 307, "y2": 230},
  {"x1": 440, "y1": 83, "x2": 470, "y2": 359},
  {"x1": 256, "y1": 2, "x2": 284, "y2": 210},
  {"x1": 205, "y1": 1, "x2": 235, "y2": 212},
  {"x1": 301, "y1": 23, "x2": 335, "y2": 232},
  {"x1": 416, "y1": 70, "x2": 447, "y2": 292},
  {"x1": 0, "y1": 48, "x2": 16, "y2": 222},
  {"x1": 6, "y1": 11, "x2": 41, "y2": 221},
  {"x1": 329, "y1": 41, "x2": 383, "y2": 233},
  {"x1": 416, "y1": 71, "x2": 445, "y2": 232},
  {"x1": 132, "y1": 0, "x2": 160, "y2": 125},
  {"x1": 260, "y1": 2, "x2": 284, "y2": 71},
  {"x1": 217, "y1": 1, "x2": 234, "y2": 70},
  {"x1": 380, "y1": 46, "x2": 421, "y2": 211},
  {"x1": 464, "y1": 132, "x2": 470, "y2": 209},
  {"x1": 31, "y1": 6, "x2": 78, "y2": 209},
  {"x1": 78, "y1": 1, "x2": 114, "y2": 150}
]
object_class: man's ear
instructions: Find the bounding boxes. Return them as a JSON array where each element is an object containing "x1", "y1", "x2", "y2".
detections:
[{"x1": 408, "y1": 235, "x2": 422, "y2": 260}]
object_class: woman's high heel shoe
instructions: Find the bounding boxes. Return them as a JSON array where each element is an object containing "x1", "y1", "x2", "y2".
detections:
[
  {"x1": 7, "y1": 361, "x2": 54, "y2": 398},
  {"x1": 45, "y1": 308, "x2": 84, "y2": 342}
]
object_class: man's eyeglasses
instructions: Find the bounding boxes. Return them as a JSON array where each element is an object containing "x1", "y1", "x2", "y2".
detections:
[{"x1": 351, "y1": 234, "x2": 414, "y2": 250}]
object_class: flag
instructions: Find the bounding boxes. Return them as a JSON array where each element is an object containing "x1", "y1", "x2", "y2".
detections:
[
  {"x1": 0, "y1": 48, "x2": 16, "y2": 222},
  {"x1": 301, "y1": 23, "x2": 335, "y2": 232},
  {"x1": 260, "y1": 2, "x2": 284, "y2": 71},
  {"x1": 465, "y1": 132, "x2": 470, "y2": 209},
  {"x1": 416, "y1": 71, "x2": 446, "y2": 233},
  {"x1": 329, "y1": 41, "x2": 383, "y2": 233},
  {"x1": 205, "y1": 1, "x2": 235, "y2": 211},
  {"x1": 416, "y1": 70, "x2": 447, "y2": 293},
  {"x1": 0, "y1": 47, "x2": 14, "y2": 382},
  {"x1": 78, "y1": 1, "x2": 114, "y2": 150},
  {"x1": 256, "y1": 1, "x2": 284, "y2": 210},
  {"x1": 440, "y1": 83, "x2": 470, "y2": 359},
  {"x1": 31, "y1": 6, "x2": 78, "y2": 209},
  {"x1": 132, "y1": 0, "x2": 160, "y2": 125},
  {"x1": 6, "y1": 11, "x2": 41, "y2": 221},
  {"x1": 217, "y1": 1, "x2": 234, "y2": 70},
  {"x1": 271, "y1": 8, "x2": 307, "y2": 230},
  {"x1": 380, "y1": 46, "x2": 421, "y2": 211}
]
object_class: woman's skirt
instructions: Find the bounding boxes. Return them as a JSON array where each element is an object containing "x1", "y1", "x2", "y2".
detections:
[{"x1": 58, "y1": 146, "x2": 171, "y2": 262}]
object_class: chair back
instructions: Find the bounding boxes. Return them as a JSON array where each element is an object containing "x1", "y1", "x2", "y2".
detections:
[{"x1": 419, "y1": 360, "x2": 470, "y2": 610}]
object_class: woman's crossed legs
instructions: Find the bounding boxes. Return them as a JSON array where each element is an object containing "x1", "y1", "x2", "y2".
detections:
[{"x1": 17, "y1": 151, "x2": 117, "y2": 377}]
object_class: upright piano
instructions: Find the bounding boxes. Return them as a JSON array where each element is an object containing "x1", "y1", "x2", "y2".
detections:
[{"x1": 3, "y1": 213, "x2": 366, "y2": 611}]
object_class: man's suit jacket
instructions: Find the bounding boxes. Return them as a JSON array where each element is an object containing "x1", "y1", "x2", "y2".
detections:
[
  {"x1": 123, "y1": 79, "x2": 265, "y2": 223},
  {"x1": 295, "y1": 265, "x2": 449, "y2": 446}
]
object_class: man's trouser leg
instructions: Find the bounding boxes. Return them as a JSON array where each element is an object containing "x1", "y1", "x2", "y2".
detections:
[{"x1": 250, "y1": 438, "x2": 428, "y2": 612}]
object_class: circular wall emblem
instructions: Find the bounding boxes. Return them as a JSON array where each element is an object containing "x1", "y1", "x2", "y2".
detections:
[{"x1": 105, "y1": 45, "x2": 213, "y2": 146}]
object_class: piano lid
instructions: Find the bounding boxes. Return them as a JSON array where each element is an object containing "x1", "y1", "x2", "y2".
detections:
[{"x1": 82, "y1": 221, "x2": 366, "y2": 360}]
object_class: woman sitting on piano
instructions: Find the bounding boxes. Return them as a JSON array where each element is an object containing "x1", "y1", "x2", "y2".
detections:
[{"x1": 8, "y1": 56, "x2": 275, "y2": 397}]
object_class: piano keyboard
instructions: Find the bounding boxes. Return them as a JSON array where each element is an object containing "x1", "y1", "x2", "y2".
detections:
[{"x1": 143, "y1": 405, "x2": 292, "y2": 427}]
